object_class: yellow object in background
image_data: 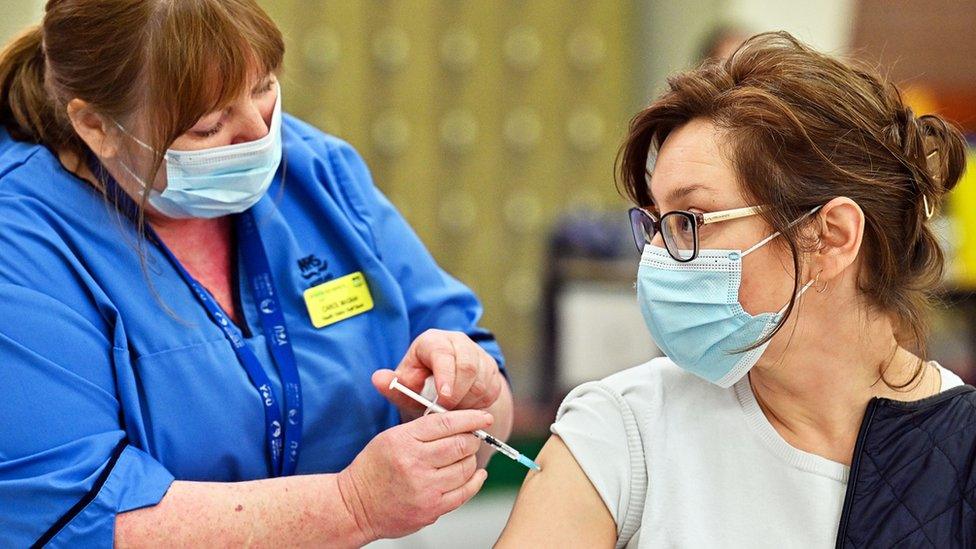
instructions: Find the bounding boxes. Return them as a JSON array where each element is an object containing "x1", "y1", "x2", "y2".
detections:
[
  {"x1": 901, "y1": 89, "x2": 975, "y2": 290},
  {"x1": 902, "y1": 85, "x2": 939, "y2": 121},
  {"x1": 949, "y1": 146, "x2": 976, "y2": 288},
  {"x1": 303, "y1": 272, "x2": 375, "y2": 329}
]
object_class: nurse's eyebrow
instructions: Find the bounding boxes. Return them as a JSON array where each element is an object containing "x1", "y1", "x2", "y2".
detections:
[{"x1": 250, "y1": 76, "x2": 274, "y2": 93}]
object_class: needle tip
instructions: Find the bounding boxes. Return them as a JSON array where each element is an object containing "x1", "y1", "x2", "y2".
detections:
[{"x1": 517, "y1": 454, "x2": 541, "y2": 471}]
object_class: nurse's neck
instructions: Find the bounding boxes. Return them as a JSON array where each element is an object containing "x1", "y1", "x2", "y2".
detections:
[
  {"x1": 145, "y1": 210, "x2": 235, "y2": 289},
  {"x1": 147, "y1": 211, "x2": 241, "y2": 327}
]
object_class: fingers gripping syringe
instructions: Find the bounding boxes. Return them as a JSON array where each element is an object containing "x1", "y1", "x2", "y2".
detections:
[{"x1": 389, "y1": 377, "x2": 541, "y2": 471}]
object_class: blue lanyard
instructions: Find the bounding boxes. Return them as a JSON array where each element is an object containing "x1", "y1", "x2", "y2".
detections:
[
  {"x1": 146, "y1": 212, "x2": 303, "y2": 477},
  {"x1": 86, "y1": 158, "x2": 303, "y2": 476}
]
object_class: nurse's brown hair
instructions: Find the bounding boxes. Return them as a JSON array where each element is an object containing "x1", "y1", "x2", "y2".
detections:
[
  {"x1": 619, "y1": 31, "x2": 966, "y2": 387},
  {"x1": 0, "y1": 0, "x2": 283, "y2": 186}
]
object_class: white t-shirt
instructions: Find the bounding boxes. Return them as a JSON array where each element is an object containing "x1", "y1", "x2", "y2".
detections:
[{"x1": 550, "y1": 357, "x2": 965, "y2": 548}]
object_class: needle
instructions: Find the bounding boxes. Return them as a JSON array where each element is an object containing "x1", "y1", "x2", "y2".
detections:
[{"x1": 389, "y1": 377, "x2": 541, "y2": 471}]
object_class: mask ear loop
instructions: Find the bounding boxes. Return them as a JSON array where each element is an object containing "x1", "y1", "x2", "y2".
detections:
[
  {"x1": 112, "y1": 120, "x2": 158, "y2": 153},
  {"x1": 814, "y1": 269, "x2": 829, "y2": 294},
  {"x1": 111, "y1": 119, "x2": 165, "y2": 194},
  {"x1": 775, "y1": 273, "x2": 818, "y2": 314},
  {"x1": 745, "y1": 205, "x2": 827, "y2": 318},
  {"x1": 742, "y1": 230, "x2": 780, "y2": 257},
  {"x1": 741, "y1": 205, "x2": 824, "y2": 258}
]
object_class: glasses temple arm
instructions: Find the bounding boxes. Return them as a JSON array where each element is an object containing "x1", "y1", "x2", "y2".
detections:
[{"x1": 700, "y1": 205, "x2": 765, "y2": 225}]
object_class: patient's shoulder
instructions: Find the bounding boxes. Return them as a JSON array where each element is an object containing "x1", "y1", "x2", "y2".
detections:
[
  {"x1": 566, "y1": 356, "x2": 722, "y2": 417},
  {"x1": 549, "y1": 357, "x2": 721, "y2": 544}
]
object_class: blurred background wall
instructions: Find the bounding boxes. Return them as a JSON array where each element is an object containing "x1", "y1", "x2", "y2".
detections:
[
  {"x1": 0, "y1": 1, "x2": 42, "y2": 41},
  {"x1": 2, "y1": 1, "x2": 974, "y2": 546},
  {"x1": 258, "y1": 0, "x2": 640, "y2": 400}
]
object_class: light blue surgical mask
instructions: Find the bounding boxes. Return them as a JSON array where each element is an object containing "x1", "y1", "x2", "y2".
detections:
[
  {"x1": 114, "y1": 83, "x2": 283, "y2": 219},
  {"x1": 637, "y1": 208, "x2": 819, "y2": 387}
]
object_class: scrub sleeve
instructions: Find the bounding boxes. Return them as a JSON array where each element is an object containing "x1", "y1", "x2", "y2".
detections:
[
  {"x1": 0, "y1": 284, "x2": 173, "y2": 547},
  {"x1": 0, "y1": 125, "x2": 505, "y2": 547}
]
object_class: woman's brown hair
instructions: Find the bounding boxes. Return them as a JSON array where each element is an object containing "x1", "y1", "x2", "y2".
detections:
[
  {"x1": 619, "y1": 31, "x2": 967, "y2": 386},
  {"x1": 0, "y1": 0, "x2": 283, "y2": 189},
  {"x1": 0, "y1": 0, "x2": 285, "y2": 317}
]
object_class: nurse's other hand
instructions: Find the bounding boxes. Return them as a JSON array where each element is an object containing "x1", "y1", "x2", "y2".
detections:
[
  {"x1": 336, "y1": 409, "x2": 491, "y2": 541},
  {"x1": 372, "y1": 329, "x2": 504, "y2": 415}
]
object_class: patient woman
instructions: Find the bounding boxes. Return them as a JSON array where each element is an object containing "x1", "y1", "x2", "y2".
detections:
[{"x1": 499, "y1": 32, "x2": 974, "y2": 547}]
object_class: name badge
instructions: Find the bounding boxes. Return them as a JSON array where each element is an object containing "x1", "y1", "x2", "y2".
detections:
[{"x1": 303, "y1": 271, "x2": 374, "y2": 328}]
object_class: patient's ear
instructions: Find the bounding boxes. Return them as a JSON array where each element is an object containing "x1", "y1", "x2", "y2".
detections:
[
  {"x1": 66, "y1": 98, "x2": 120, "y2": 160},
  {"x1": 811, "y1": 197, "x2": 864, "y2": 283}
]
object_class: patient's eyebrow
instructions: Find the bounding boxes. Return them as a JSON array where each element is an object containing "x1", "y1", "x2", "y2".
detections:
[{"x1": 649, "y1": 182, "x2": 711, "y2": 209}]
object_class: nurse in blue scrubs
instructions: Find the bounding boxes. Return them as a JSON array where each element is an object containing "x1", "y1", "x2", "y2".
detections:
[{"x1": 0, "y1": 1, "x2": 512, "y2": 546}]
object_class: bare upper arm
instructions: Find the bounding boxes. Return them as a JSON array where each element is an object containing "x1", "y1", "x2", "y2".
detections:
[{"x1": 495, "y1": 435, "x2": 616, "y2": 548}]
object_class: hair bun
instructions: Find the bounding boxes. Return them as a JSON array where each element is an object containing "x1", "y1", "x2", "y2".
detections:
[{"x1": 916, "y1": 114, "x2": 966, "y2": 196}]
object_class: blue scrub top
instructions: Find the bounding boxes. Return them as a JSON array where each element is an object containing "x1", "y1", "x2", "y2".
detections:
[{"x1": 0, "y1": 115, "x2": 505, "y2": 547}]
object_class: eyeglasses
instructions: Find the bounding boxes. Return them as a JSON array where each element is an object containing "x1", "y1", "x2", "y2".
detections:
[{"x1": 628, "y1": 205, "x2": 765, "y2": 262}]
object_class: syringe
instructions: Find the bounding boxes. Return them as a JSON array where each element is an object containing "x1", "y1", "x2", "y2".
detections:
[{"x1": 389, "y1": 377, "x2": 541, "y2": 471}]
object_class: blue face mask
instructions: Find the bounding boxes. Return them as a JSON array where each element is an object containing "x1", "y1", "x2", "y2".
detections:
[
  {"x1": 636, "y1": 210, "x2": 818, "y2": 387},
  {"x1": 114, "y1": 83, "x2": 283, "y2": 219}
]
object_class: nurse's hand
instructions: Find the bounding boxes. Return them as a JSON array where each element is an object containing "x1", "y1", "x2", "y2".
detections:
[
  {"x1": 337, "y1": 408, "x2": 492, "y2": 541},
  {"x1": 372, "y1": 329, "x2": 504, "y2": 416}
]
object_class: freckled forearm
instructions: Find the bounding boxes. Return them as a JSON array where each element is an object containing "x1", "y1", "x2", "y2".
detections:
[{"x1": 115, "y1": 474, "x2": 370, "y2": 548}]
